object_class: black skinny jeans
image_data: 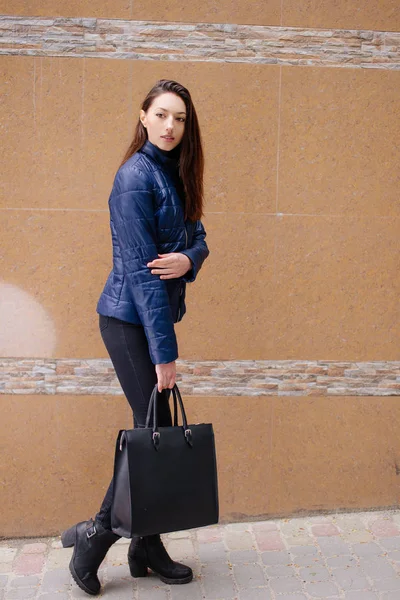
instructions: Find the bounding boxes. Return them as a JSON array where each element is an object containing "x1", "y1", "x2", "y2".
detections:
[{"x1": 95, "y1": 314, "x2": 173, "y2": 529}]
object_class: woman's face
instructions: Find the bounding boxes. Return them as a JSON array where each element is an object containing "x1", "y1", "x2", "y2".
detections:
[{"x1": 140, "y1": 92, "x2": 186, "y2": 151}]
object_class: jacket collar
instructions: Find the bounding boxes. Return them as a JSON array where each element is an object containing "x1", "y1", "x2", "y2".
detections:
[{"x1": 140, "y1": 139, "x2": 181, "y2": 178}]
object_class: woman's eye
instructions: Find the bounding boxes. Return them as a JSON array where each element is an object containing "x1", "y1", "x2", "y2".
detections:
[
  {"x1": 178, "y1": 118, "x2": 186, "y2": 123},
  {"x1": 156, "y1": 113, "x2": 164, "y2": 118}
]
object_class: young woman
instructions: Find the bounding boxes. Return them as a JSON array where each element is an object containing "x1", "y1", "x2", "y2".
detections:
[{"x1": 61, "y1": 79, "x2": 210, "y2": 596}]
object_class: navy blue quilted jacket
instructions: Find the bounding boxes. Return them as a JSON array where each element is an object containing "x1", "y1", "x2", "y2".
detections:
[{"x1": 97, "y1": 139, "x2": 210, "y2": 365}]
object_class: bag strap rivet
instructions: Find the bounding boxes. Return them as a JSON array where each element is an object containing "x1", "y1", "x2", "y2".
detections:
[
  {"x1": 152, "y1": 431, "x2": 160, "y2": 449},
  {"x1": 184, "y1": 428, "x2": 193, "y2": 446}
]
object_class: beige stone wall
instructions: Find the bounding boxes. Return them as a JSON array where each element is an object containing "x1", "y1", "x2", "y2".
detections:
[
  {"x1": 0, "y1": 1, "x2": 399, "y2": 30},
  {"x1": 2, "y1": 393, "x2": 400, "y2": 538},
  {"x1": 2, "y1": 57, "x2": 399, "y2": 362},
  {"x1": 0, "y1": 3, "x2": 399, "y2": 536}
]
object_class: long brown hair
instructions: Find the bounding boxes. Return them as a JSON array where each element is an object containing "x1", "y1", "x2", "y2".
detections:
[{"x1": 120, "y1": 79, "x2": 204, "y2": 222}]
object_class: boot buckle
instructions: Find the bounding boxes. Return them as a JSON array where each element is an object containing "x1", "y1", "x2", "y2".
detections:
[{"x1": 86, "y1": 522, "x2": 97, "y2": 539}]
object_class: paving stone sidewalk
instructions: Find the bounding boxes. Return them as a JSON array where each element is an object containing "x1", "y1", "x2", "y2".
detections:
[{"x1": 2, "y1": 509, "x2": 400, "y2": 599}]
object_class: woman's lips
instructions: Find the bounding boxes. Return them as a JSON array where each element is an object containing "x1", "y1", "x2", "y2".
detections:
[{"x1": 161, "y1": 136, "x2": 175, "y2": 142}]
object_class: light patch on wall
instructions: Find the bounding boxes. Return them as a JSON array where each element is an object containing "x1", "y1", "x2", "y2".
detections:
[{"x1": 0, "y1": 282, "x2": 56, "y2": 357}]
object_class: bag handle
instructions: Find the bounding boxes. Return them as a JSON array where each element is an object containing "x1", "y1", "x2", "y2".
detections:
[
  {"x1": 145, "y1": 384, "x2": 188, "y2": 429},
  {"x1": 145, "y1": 384, "x2": 192, "y2": 449},
  {"x1": 164, "y1": 388, "x2": 179, "y2": 427},
  {"x1": 159, "y1": 389, "x2": 179, "y2": 426}
]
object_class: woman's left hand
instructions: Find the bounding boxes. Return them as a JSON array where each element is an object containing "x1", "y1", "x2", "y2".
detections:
[{"x1": 147, "y1": 253, "x2": 192, "y2": 279}]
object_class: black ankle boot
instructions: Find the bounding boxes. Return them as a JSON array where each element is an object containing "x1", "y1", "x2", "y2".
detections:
[
  {"x1": 61, "y1": 518, "x2": 120, "y2": 595},
  {"x1": 128, "y1": 534, "x2": 193, "y2": 584}
]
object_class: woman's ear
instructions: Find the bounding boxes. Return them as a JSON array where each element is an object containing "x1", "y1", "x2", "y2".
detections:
[{"x1": 140, "y1": 109, "x2": 147, "y2": 128}]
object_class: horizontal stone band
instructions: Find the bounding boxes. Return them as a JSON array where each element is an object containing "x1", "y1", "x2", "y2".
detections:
[
  {"x1": 0, "y1": 16, "x2": 399, "y2": 69},
  {"x1": 1, "y1": 358, "x2": 399, "y2": 396}
]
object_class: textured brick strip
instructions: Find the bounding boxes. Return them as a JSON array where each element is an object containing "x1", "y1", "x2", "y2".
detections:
[
  {"x1": 0, "y1": 358, "x2": 399, "y2": 396},
  {"x1": 0, "y1": 16, "x2": 399, "y2": 69}
]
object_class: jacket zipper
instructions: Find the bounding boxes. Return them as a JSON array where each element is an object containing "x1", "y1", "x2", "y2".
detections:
[
  {"x1": 181, "y1": 225, "x2": 188, "y2": 296},
  {"x1": 177, "y1": 225, "x2": 187, "y2": 320}
]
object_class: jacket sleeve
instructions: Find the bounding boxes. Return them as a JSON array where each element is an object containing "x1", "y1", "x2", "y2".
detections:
[
  {"x1": 180, "y1": 219, "x2": 210, "y2": 283},
  {"x1": 109, "y1": 166, "x2": 178, "y2": 365}
]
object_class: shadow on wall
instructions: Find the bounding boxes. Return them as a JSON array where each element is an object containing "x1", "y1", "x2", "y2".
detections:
[{"x1": 0, "y1": 281, "x2": 56, "y2": 357}]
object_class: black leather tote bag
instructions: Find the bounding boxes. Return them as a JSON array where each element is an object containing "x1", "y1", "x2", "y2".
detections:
[{"x1": 111, "y1": 383, "x2": 219, "y2": 538}]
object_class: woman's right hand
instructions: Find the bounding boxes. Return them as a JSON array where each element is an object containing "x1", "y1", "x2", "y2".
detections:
[{"x1": 155, "y1": 361, "x2": 176, "y2": 392}]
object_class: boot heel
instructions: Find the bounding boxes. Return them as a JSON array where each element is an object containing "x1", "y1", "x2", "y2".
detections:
[
  {"x1": 128, "y1": 556, "x2": 148, "y2": 578},
  {"x1": 61, "y1": 525, "x2": 76, "y2": 548}
]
